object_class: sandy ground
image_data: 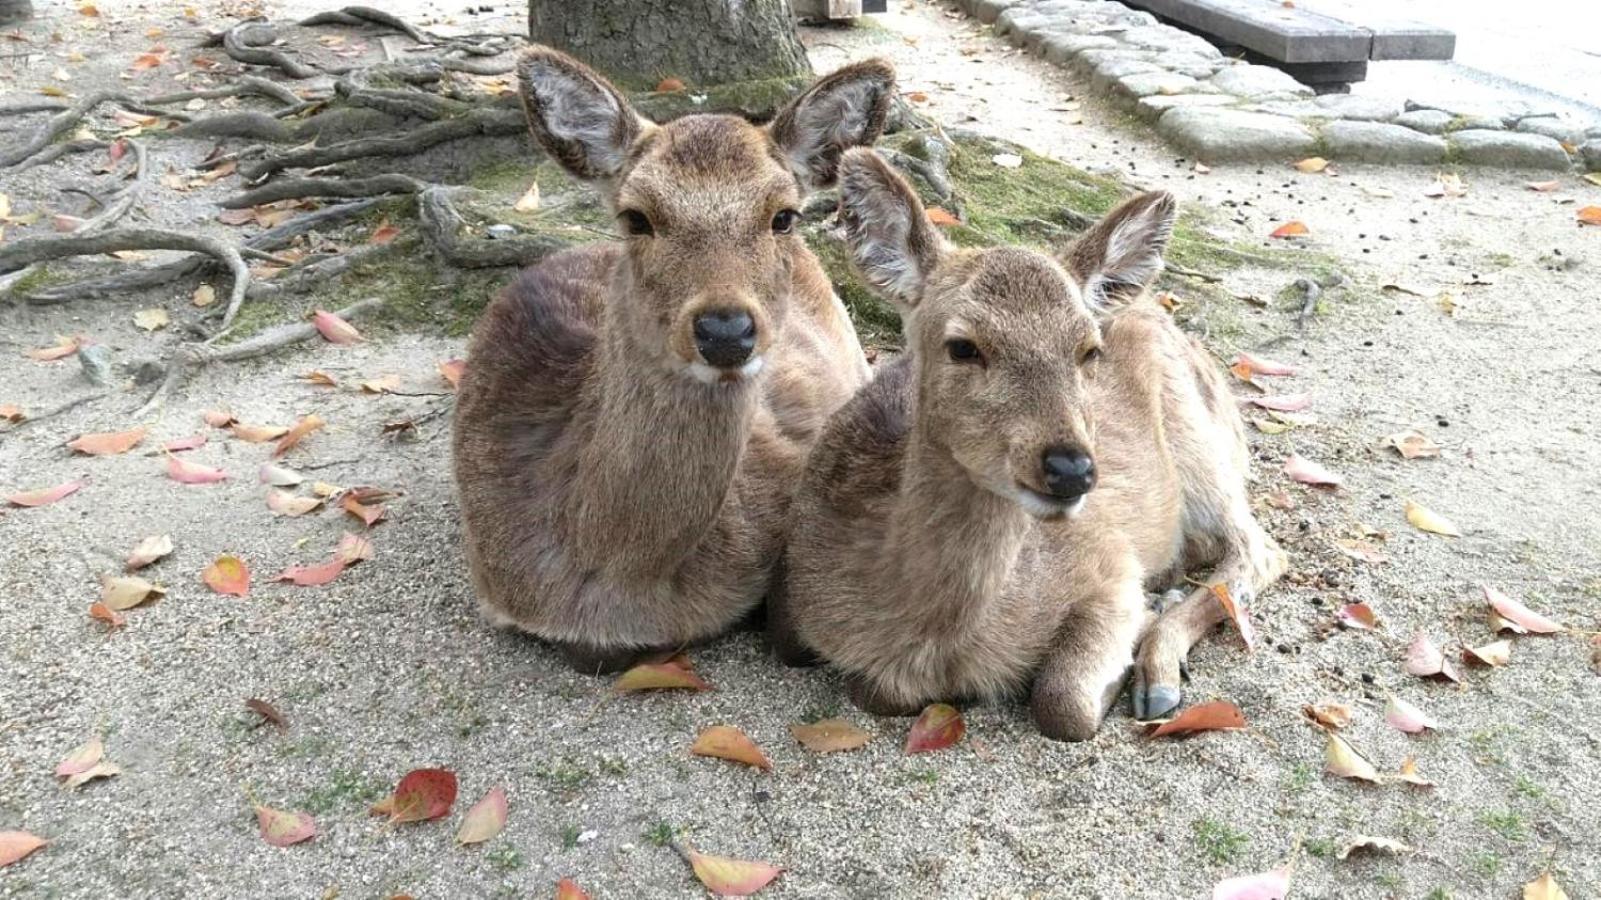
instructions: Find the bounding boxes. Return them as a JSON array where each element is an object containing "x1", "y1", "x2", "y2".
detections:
[{"x1": 2, "y1": 2, "x2": 1600, "y2": 899}]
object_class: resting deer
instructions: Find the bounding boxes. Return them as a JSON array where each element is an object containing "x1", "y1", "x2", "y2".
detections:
[
  {"x1": 453, "y1": 48, "x2": 892, "y2": 673},
  {"x1": 769, "y1": 149, "x2": 1286, "y2": 740}
]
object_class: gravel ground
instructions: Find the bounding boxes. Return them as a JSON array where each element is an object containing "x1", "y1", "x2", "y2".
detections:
[{"x1": 2, "y1": 2, "x2": 1599, "y2": 898}]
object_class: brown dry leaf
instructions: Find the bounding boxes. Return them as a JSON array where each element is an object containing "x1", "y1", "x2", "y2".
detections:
[
  {"x1": 1483, "y1": 584, "x2": 1562, "y2": 634},
  {"x1": 691, "y1": 725, "x2": 772, "y2": 771},
  {"x1": 202, "y1": 409, "x2": 236, "y2": 428},
  {"x1": 132, "y1": 308, "x2": 169, "y2": 332},
  {"x1": 655, "y1": 77, "x2": 686, "y2": 93},
  {"x1": 456, "y1": 786, "x2": 508, "y2": 845},
  {"x1": 1525, "y1": 873, "x2": 1571, "y2": 900},
  {"x1": 1404, "y1": 499, "x2": 1460, "y2": 536},
  {"x1": 437, "y1": 359, "x2": 465, "y2": 389},
  {"x1": 555, "y1": 879, "x2": 592, "y2": 900},
  {"x1": 360, "y1": 375, "x2": 401, "y2": 394},
  {"x1": 202, "y1": 554, "x2": 250, "y2": 597},
  {"x1": 1335, "y1": 602, "x2": 1380, "y2": 630},
  {"x1": 55, "y1": 737, "x2": 103, "y2": 777},
  {"x1": 218, "y1": 208, "x2": 255, "y2": 226},
  {"x1": 1585, "y1": 173, "x2": 1601, "y2": 188},
  {"x1": 1269, "y1": 221, "x2": 1309, "y2": 239},
  {"x1": 125, "y1": 534, "x2": 173, "y2": 570},
  {"x1": 254, "y1": 804, "x2": 316, "y2": 846},
  {"x1": 0, "y1": 403, "x2": 23, "y2": 423},
  {"x1": 682, "y1": 845, "x2": 783, "y2": 896},
  {"x1": 1324, "y1": 733, "x2": 1381, "y2": 782},
  {"x1": 1385, "y1": 429, "x2": 1440, "y2": 459},
  {"x1": 1301, "y1": 702, "x2": 1351, "y2": 730},
  {"x1": 246, "y1": 698, "x2": 286, "y2": 729},
  {"x1": 1424, "y1": 172, "x2": 1468, "y2": 198},
  {"x1": 1147, "y1": 700, "x2": 1246, "y2": 737},
  {"x1": 267, "y1": 489, "x2": 323, "y2": 517},
  {"x1": 907, "y1": 91, "x2": 929, "y2": 103},
  {"x1": 341, "y1": 493, "x2": 386, "y2": 527},
  {"x1": 274, "y1": 414, "x2": 325, "y2": 457},
  {"x1": 1395, "y1": 756, "x2": 1434, "y2": 787},
  {"x1": 905, "y1": 703, "x2": 965, "y2": 753},
  {"x1": 1462, "y1": 639, "x2": 1512, "y2": 667},
  {"x1": 61, "y1": 761, "x2": 121, "y2": 790},
  {"x1": 513, "y1": 182, "x2": 542, "y2": 213},
  {"x1": 925, "y1": 206, "x2": 960, "y2": 227},
  {"x1": 1293, "y1": 157, "x2": 1328, "y2": 173},
  {"x1": 88, "y1": 602, "x2": 126, "y2": 628},
  {"x1": 232, "y1": 423, "x2": 289, "y2": 443},
  {"x1": 336, "y1": 531, "x2": 375, "y2": 563},
  {"x1": 367, "y1": 220, "x2": 400, "y2": 245},
  {"x1": 68, "y1": 426, "x2": 147, "y2": 456},
  {"x1": 613, "y1": 654, "x2": 711, "y2": 692},
  {"x1": 1334, "y1": 538, "x2": 1387, "y2": 565},
  {"x1": 301, "y1": 370, "x2": 338, "y2": 387},
  {"x1": 790, "y1": 719, "x2": 872, "y2": 754},
  {"x1": 191, "y1": 283, "x2": 216, "y2": 307},
  {"x1": 100, "y1": 574, "x2": 164, "y2": 611},
  {"x1": 1336, "y1": 836, "x2": 1412, "y2": 859},
  {"x1": 1577, "y1": 206, "x2": 1601, "y2": 226}
]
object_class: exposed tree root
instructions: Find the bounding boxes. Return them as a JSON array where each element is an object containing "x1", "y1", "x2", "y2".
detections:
[
  {"x1": 238, "y1": 106, "x2": 524, "y2": 181},
  {"x1": 147, "y1": 75, "x2": 304, "y2": 110},
  {"x1": 417, "y1": 186, "x2": 568, "y2": 269},
  {"x1": 223, "y1": 21, "x2": 323, "y2": 79},
  {"x1": 222, "y1": 174, "x2": 425, "y2": 208},
  {"x1": 247, "y1": 243, "x2": 394, "y2": 299},
  {"x1": 299, "y1": 6, "x2": 429, "y2": 43},
  {"x1": 16, "y1": 139, "x2": 109, "y2": 172}
]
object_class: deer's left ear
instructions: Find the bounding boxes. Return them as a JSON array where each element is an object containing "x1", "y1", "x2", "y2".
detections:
[
  {"x1": 769, "y1": 59, "x2": 896, "y2": 193},
  {"x1": 1062, "y1": 191, "x2": 1177, "y2": 312}
]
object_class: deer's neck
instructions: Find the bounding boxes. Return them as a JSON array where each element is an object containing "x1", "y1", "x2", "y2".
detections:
[
  {"x1": 883, "y1": 420, "x2": 1034, "y2": 630},
  {"x1": 567, "y1": 296, "x2": 758, "y2": 579}
]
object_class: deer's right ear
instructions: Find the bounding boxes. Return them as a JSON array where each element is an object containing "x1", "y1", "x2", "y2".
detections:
[
  {"x1": 837, "y1": 148, "x2": 944, "y2": 309},
  {"x1": 517, "y1": 47, "x2": 651, "y2": 182}
]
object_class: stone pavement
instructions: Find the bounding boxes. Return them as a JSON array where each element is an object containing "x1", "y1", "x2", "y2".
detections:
[{"x1": 953, "y1": 0, "x2": 1601, "y2": 169}]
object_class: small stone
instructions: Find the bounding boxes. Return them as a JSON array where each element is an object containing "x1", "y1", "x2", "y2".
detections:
[
  {"x1": 1394, "y1": 109, "x2": 1454, "y2": 135},
  {"x1": 1157, "y1": 108, "x2": 1316, "y2": 162},
  {"x1": 78, "y1": 343, "x2": 114, "y2": 387},
  {"x1": 1134, "y1": 93, "x2": 1237, "y2": 123},
  {"x1": 1210, "y1": 64, "x2": 1314, "y2": 100},
  {"x1": 485, "y1": 224, "x2": 518, "y2": 239},
  {"x1": 1313, "y1": 94, "x2": 1403, "y2": 122},
  {"x1": 577, "y1": 829, "x2": 598, "y2": 844},
  {"x1": 1449, "y1": 130, "x2": 1572, "y2": 170},
  {"x1": 1089, "y1": 57, "x2": 1163, "y2": 87},
  {"x1": 1321, "y1": 120, "x2": 1446, "y2": 164}
]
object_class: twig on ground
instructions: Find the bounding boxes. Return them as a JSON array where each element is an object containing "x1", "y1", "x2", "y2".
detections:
[
  {"x1": 1, "y1": 91, "x2": 131, "y2": 169},
  {"x1": 1167, "y1": 264, "x2": 1222, "y2": 284},
  {"x1": 0, "y1": 389, "x2": 120, "y2": 432},
  {"x1": 0, "y1": 99, "x2": 70, "y2": 116}
]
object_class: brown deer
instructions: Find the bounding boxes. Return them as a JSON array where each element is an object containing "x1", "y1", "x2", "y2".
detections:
[
  {"x1": 769, "y1": 149, "x2": 1286, "y2": 740},
  {"x1": 452, "y1": 48, "x2": 893, "y2": 673}
]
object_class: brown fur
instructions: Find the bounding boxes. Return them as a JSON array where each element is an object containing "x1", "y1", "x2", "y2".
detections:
[
  {"x1": 453, "y1": 48, "x2": 893, "y2": 670},
  {"x1": 772, "y1": 149, "x2": 1286, "y2": 739}
]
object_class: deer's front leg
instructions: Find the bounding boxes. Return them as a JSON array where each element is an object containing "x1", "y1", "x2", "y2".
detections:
[{"x1": 1030, "y1": 580, "x2": 1147, "y2": 742}]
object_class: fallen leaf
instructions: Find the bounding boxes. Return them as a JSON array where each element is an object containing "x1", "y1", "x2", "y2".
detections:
[
  {"x1": 0, "y1": 832, "x2": 47, "y2": 868},
  {"x1": 132, "y1": 308, "x2": 169, "y2": 331},
  {"x1": 691, "y1": 726, "x2": 772, "y2": 771},
  {"x1": 301, "y1": 370, "x2": 338, "y2": 387},
  {"x1": 1524, "y1": 872, "x2": 1570, "y2": 900},
  {"x1": 1231, "y1": 352, "x2": 1296, "y2": 377},
  {"x1": 555, "y1": 879, "x2": 592, "y2": 900},
  {"x1": 7, "y1": 480, "x2": 84, "y2": 507},
  {"x1": 513, "y1": 182, "x2": 542, "y2": 213},
  {"x1": 274, "y1": 557, "x2": 348, "y2": 587},
  {"x1": 68, "y1": 426, "x2": 147, "y2": 456},
  {"x1": 1584, "y1": 173, "x2": 1601, "y2": 188},
  {"x1": 1385, "y1": 429, "x2": 1440, "y2": 459},
  {"x1": 1463, "y1": 639, "x2": 1511, "y2": 667},
  {"x1": 273, "y1": 414, "x2": 325, "y2": 457},
  {"x1": 55, "y1": 737, "x2": 103, "y2": 777},
  {"x1": 1301, "y1": 702, "x2": 1351, "y2": 730},
  {"x1": 1395, "y1": 756, "x2": 1434, "y2": 787},
  {"x1": 88, "y1": 602, "x2": 126, "y2": 628},
  {"x1": 1404, "y1": 499, "x2": 1460, "y2": 536},
  {"x1": 655, "y1": 77, "x2": 685, "y2": 92},
  {"x1": 1384, "y1": 696, "x2": 1437, "y2": 734},
  {"x1": 1283, "y1": 453, "x2": 1342, "y2": 488},
  {"x1": 1403, "y1": 631, "x2": 1460, "y2": 682},
  {"x1": 789, "y1": 719, "x2": 872, "y2": 753},
  {"x1": 62, "y1": 761, "x2": 120, "y2": 790},
  {"x1": 259, "y1": 463, "x2": 304, "y2": 487},
  {"x1": 162, "y1": 435, "x2": 206, "y2": 453},
  {"x1": 374, "y1": 768, "x2": 458, "y2": 824},
  {"x1": 360, "y1": 375, "x2": 401, "y2": 394},
  {"x1": 613, "y1": 654, "x2": 712, "y2": 692},
  {"x1": 1436, "y1": 291, "x2": 1458, "y2": 317},
  {"x1": 1193, "y1": 161, "x2": 1211, "y2": 174},
  {"x1": 266, "y1": 489, "x2": 323, "y2": 517},
  {"x1": 456, "y1": 786, "x2": 508, "y2": 845},
  {"x1": 218, "y1": 207, "x2": 256, "y2": 226},
  {"x1": 336, "y1": 531, "x2": 374, "y2": 563},
  {"x1": 1525, "y1": 179, "x2": 1561, "y2": 192},
  {"x1": 1248, "y1": 393, "x2": 1311, "y2": 412},
  {"x1": 202, "y1": 409, "x2": 237, "y2": 428},
  {"x1": 1334, "y1": 538, "x2": 1387, "y2": 565},
  {"x1": 1147, "y1": 700, "x2": 1246, "y2": 737},
  {"x1": 925, "y1": 206, "x2": 959, "y2": 227},
  {"x1": 683, "y1": 845, "x2": 783, "y2": 896},
  {"x1": 101, "y1": 574, "x2": 164, "y2": 610},
  {"x1": 167, "y1": 455, "x2": 228, "y2": 484},
  {"x1": 1269, "y1": 221, "x2": 1309, "y2": 239},
  {"x1": 367, "y1": 220, "x2": 400, "y2": 245},
  {"x1": 1484, "y1": 585, "x2": 1562, "y2": 634},
  {"x1": 24, "y1": 335, "x2": 82, "y2": 362},
  {"x1": 246, "y1": 698, "x2": 286, "y2": 728},
  {"x1": 1211, "y1": 582, "x2": 1255, "y2": 650},
  {"x1": 202, "y1": 554, "x2": 250, "y2": 597},
  {"x1": 1337, "y1": 836, "x2": 1412, "y2": 858},
  {"x1": 1577, "y1": 206, "x2": 1601, "y2": 226},
  {"x1": 991, "y1": 153, "x2": 1023, "y2": 169},
  {"x1": 312, "y1": 310, "x2": 362, "y2": 344},
  {"x1": 1424, "y1": 172, "x2": 1467, "y2": 198},
  {"x1": 438, "y1": 359, "x2": 465, "y2": 389},
  {"x1": 255, "y1": 804, "x2": 316, "y2": 847},
  {"x1": 232, "y1": 423, "x2": 289, "y2": 443},
  {"x1": 0, "y1": 403, "x2": 23, "y2": 423},
  {"x1": 1293, "y1": 157, "x2": 1328, "y2": 173},
  {"x1": 1335, "y1": 602, "x2": 1380, "y2": 630},
  {"x1": 341, "y1": 494, "x2": 386, "y2": 527},
  {"x1": 192, "y1": 283, "x2": 216, "y2": 307},
  {"x1": 1324, "y1": 733, "x2": 1381, "y2": 782},
  {"x1": 1211, "y1": 867, "x2": 1289, "y2": 900},
  {"x1": 905, "y1": 703, "x2": 965, "y2": 754}
]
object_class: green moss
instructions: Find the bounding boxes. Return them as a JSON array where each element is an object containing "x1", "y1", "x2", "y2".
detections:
[
  {"x1": 1, "y1": 263, "x2": 61, "y2": 298},
  {"x1": 939, "y1": 137, "x2": 1125, "y2": 246},
  {"x1": 1191, "y1": 818, "x2": 1249, "y2": 865},
  {"x1": 806, "y1": 226, "x2": 901, "y2": 346},
  {"x1": 299, "y1": 768, "x2": 386, "y2": 815}
]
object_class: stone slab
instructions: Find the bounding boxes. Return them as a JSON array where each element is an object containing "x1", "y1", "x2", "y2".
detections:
[
  {"x1": 1134, "y1": 92, "x2": 1238, "y2": 123},
  {"x1": 1394, "y1": 109, "x2": 1453, "y2": 135},
  {"x1": 1210, "y1": 64, "x2": 1315, "y2": 99},
  {"x1": 1449, "y1": 130, "x2": 1572, "y2": 170},
  {"x1": 1321, "y1": 120, "x2": 1446, "y2": 164},
  {"x1": 1122, "y1": 0, "x2": 1371, "y2": 63},
  {"x1": 1312, "y1": 93, "x2": 1402, "y2": 122},
  {"x1": 1157, "y1": 107, "x2": 1317, "y2": 161}
]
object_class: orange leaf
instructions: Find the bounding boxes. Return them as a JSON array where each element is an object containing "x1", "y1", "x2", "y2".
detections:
[
  {"x1": 0, "y1": 403, "x2": 24, "y2": 423},
  {"x1": 374, "y1": 768, "x2": 458, "y2": 823},
  {"x1": 1301, "y1": 702, "x2": 1351, "y2": 730},
  {"x1": 683, "y1": 845, "x2": 783, "y2": 896},
  {"x1": 614, "y1": 654, "x2": 712, "y2": 692},
  {"x1": 7, "y1": 480, "x2": 84, "y2": 507},
  {"x1": 24, "y1": 335, "x2": 82, "y2": 361},
  {"x1": 255, "y1": 805, "x2": 316, "y2": 846},
  {"x1": 88, "y1": 602, "x2": 126, "y2": 628},
  {"x1": 1577, "y1": 206, "x2": 1601, "y2": 226},
  {"x1": 1230, "y1": 351, "x2": 1296, "y2": 377},
  {"x1": 455, "y1": 786, "x2": 508, "y2": 845},
  {"x1": 167, "y1": 455, "x2": 228, "y2": 484},
  {"x1": 655, "y1": 77, "x2": 685, "y2": 93},
  {"x1": 1523, "y1": 873, "x2": 1569, "y2": 900},
  {"x1": 367, "y1": 220, "x2": 400, "y2": 245},
  {"x1": 1146, "y1": 700, "x2": 1245, "y2": 737},
  {"x1": 691, "y1": 726, "x2": 772, "y2": 771},
  {"x1": 67, "y1": 426, "x2": 147, "y2": 456},
  {"x1": 1211, "y1": 583, "x2": 1255, "y2": 650},
  {"x1": 925, "y1": 207, "x2": 960, "y2": 227},
  {"x1": 232, "y1": 423, "x2": 289, "y2": 443},
  {"x1": 905, "y1": 702, "x2": 964, "y2": 754},
  {"x1": 273, "y1": 414, "x2": 325, "y2": 457},
  {"x1": 341, "y1": 493, "x2": 386, "y2": 527},
  {"x1": 1395, "y1": 755, "x2": 1434, "y2": 787},
  {"x1": 302, "y1": 370, "x2": 338, "y2": 387},
  {"x1": 438, "y1": 359, "x2": 465, "y2": 390},
  {"x1": 312, "y1": 310, "x2": 362, "y2": 344},
  {"x1": 555, "y1": 878, "x2": 592, "y2": 900},
  {"x1": 202, "y1": 554, "x2": 250, "y2": 597},
  {"x1": 1335, "y1": 602, "x2": 1380, "y2": 630},
  {"x1": 789, "y1": 719, "x2": 872, "y2": 753},
  {"x1": 336, "y1": 531, "x2": 375, "y2": 563},
  {"x1": 907, "y1": 91, "x2": 929, "y2": 103},
  {"x1": 1269, "y1": 221, "x2": 1309, "y2": 238},
  {"x1": 274, "y1": 557, "x2": 348, "y2": 587},
  {"x1": 0, "y1": 832, "x2": 47, "y2": 868}
]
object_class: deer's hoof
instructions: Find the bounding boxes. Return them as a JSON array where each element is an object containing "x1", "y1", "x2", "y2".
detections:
[{"x1": 1134, "y1": 684, "x2": 1182, "y2": 721}]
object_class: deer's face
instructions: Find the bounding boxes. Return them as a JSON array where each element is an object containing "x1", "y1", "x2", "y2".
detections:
[{"x1": 517, "y1": 47, "x2": 895, "y2": 386}]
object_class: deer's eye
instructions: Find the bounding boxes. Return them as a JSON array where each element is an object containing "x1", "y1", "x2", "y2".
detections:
[
  {"x1": 946, "y1": 339, "x2": 984, "y2": 365},
  {"x1": 771, "y1": 209, "x2": 801, "y2": 234},
  {"x1": 619, "y1": 209, "x2": 654, "y2": 237},
  {"x1": 1080, "y1": 346, "x2": 1103, "y2": 365}
]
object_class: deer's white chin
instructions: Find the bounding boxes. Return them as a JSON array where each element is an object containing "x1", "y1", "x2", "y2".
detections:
[
  {"x1": 687, "y1": 356, "x2": 764, "y2": 386},
  {"x1": 1014, "y1": 487, "x2": 1087, "y2": 521}
]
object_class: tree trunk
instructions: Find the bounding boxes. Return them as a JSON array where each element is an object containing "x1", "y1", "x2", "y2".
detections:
[
  {"x1": 0, "y1": 0, "x2": 34, "y2": 26},
  {"x1": 528, "y1": 0, "x2": 812, "y2": 89}
]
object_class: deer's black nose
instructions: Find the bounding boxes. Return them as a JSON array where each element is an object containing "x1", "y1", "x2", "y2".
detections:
[
  {"x1": 1041, "y1": 445, "x2": 1096, "y2": 499},
  {"x1": 693, "y1": 308, "x2": 757, "y2": 369}
]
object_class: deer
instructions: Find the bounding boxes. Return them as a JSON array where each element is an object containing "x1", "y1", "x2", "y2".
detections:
[
  {"x1": 452, "y1": 47, "x2": 894, "y2": 674},
  {"x1": 768, "y1": 148, "x2": 1287, "y2": 741}
]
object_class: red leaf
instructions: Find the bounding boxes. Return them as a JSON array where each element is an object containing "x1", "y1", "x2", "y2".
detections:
[
  {"x1": 905, "y1": 702, "x2": 965, "y2": 754},
  {"x1": 683, "y1": 845, "x2": 783, "y2": 896},
  {"x1": 246, "y1": 698, "x2": 286, "y2": 728},
  {"x1": 255, "y1": 804, "x2": 316, "y2": 846},
  {"x1": 167, "y1": 455, "x2": 228, "y2": 484},
  {"x1": 1269, "y1": 221, "x2": 1309, "y2": 239},
  {"x1": 1283, "y1": 453, "x2": 1342, "y2": 487},
  {"x1": 613, "y1": 654, "x2": 712, "y2": 692},
  {"x1": 1211, "y1": 583, "x2": 1255, "y2": 650},
  {"x1": 374, "y1": 768, "x2": 458, "y2": 823},
  {"x1": 1578, "y1": 205, "x2": 1601, "y2": 226},
  {"x1": 68, "y1": 426, "x2": 147, "y2": 455},
  {"x1": 1230, "y1": 352, "x2": 1297, "y2": 377},
  {"x1": 367, "y1": 220, "x2": 400, "y2": 245},
  {"x1": 8, "y1": 479, "x2": 84, "y2": 507},
  {"x1": 1403, "y1": 631, "x2": 1459, "y2": 682},
  {"x1": 1483, "y1": 584, "x2": 1562, "y2": 634},
  {"x1": 202, "y1": 554, "x2": 250, "y2": 597},
  {"x1": 555, "y1": 879, "x2": 592, "y2": 900},
  {"x1": 0, "y1": 832, "x2": 47, "y2": 868},
  {"x1": 273, "y1": 414, "x2": 325, "y2": 458},
  {"x1": 455, "y1": 786, "x2": 508, "y2": 844},
  {"x1": 1335, "y1": 602, "x2": 1380, "y2": 630},
  {"x1": 163, "y1": 434, "x2": 207, "y2": 452},
  {"x1": 1212, "y1": 867, "x2": 1289, "y2": 900},
  {"x1": 1147, "y1": 700, "x2": 1246, "y2": 737},
  {"x1": 312, "y1": 310, "x2": 362, "y2": 344},
  {"x1": 654, "y1": 77, "x2": 686, "y2": 93},
  {"x1": 691, "y1": 726, "x2": 772, "y2": 771},
  {"x1": 274, "y1": 557, "x2": 348, "y2": 587},
  {"x1": 88, "y1": 602, "x2": 126, "y2": 628}
]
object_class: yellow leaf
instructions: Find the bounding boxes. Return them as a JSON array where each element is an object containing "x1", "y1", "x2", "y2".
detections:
[
  {"x1": 1293, "y1": 157, "x2": 1328, "y2": 173},
  {"x1": 513, "y1": 182, "x2": 541, "y2": 213},
  {"x1": 132, "y1": 308, "x2": 169, "y2": 331},
  {"x1": 1404, "y1": 499, "x2": 1461, "y2": 536},
  {"x1": 690, "y1": 725, "x2": 771, "y2": 771},
  {"x1": 1524, "y1": 873, "x2": 1570, "y2": 900},
  {"x1": 1324, "y1": 733, "x2": 1380, "y2": 782},
  {"x1": 191, "y1": 284, "x2": 216, "y2": 307}
]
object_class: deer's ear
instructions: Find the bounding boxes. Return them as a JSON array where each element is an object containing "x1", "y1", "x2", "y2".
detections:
[
  {"x1": 1062, "y1": 191, "x2": 1176, "y2": 312},
  {"x1": 837, "y1": 148, "x2": 944, "y2": 309},
  {"x1": 517, "y1": 46, "x2": 652, "y2": 182},
  {"x1": 770, "y1": 59, "x2": 895, "y2": 192}
]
